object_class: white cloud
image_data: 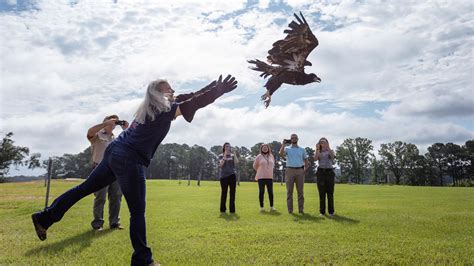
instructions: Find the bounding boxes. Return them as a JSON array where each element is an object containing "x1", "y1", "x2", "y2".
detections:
[{"x1": 1, "y1": 1, "x2": 473, "y2": 176}]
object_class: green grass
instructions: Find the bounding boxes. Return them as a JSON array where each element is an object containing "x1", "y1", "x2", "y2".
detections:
[{"x1": 1, "y1": 180, "x2": 473, "y2": 265}]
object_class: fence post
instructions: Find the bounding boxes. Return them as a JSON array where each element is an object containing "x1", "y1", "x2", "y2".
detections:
[{"x1": 45, "y1": 158, "x2": 52, "y2": 208}]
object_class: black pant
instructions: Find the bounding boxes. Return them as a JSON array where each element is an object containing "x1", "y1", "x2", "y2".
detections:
[
  {"x1": 220, "y1": 174, "x2": 236, "y2": 213},
  {"x1": 258, "y1": 179, "x2": 274, "y2": 207},
  {"x1": 316, "y1": 168, "x2": 335, "y2": 215}
]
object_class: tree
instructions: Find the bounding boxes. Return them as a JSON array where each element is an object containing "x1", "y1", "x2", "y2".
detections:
[
  {"x1": 42, "y1": 146, "x2": 94, "y2": 179},
  {"x1": 305, "y1": 147, "x2": 316, "y2": 182},
  {"x1": 43, "y1": 156, "x2": 64, "y2": 179},
  {"x1": 250, "y1": 142, "x2": 264, "y2": 157},
  {"x1": 425, "y1": 143, "x2": 447, "y2": 186},
  {"x1": 464, "y1": 140, "x2": 474, "y2": 181},
  {"x1": 379, "y1": 141, "x2": 419, "y2": 185},
  {"x1": 188, "y1": 144, "x2": 214, "y2": 182},
  {"x1": 269, "y1": 141, "x2": 285, "y2": 183},
  {"x1": 336, "y1": 138, "x2": 373, "y2": 184},
  {"x1": 146, "y1": 143, "x2": 190, "y2": 180},
  {"x1": 233, "y1": 146, "x2": 253, "y2": 183},
  {"x1": 369, "y1": 155, "x2": 385, "y2": 184},
  {"x1": 0, "y1": 132, "x2": 41, "y2": 176},
  {"x1": 444, "y1": 143, "x2": 469, "y2": 186}
]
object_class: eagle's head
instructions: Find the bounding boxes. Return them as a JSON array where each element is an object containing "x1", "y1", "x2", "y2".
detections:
[{"x1": 309, "y1": 73, "x2": 321, "y2": 83}]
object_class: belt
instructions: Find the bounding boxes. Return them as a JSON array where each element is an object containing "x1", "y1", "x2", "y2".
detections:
[
  {"x1": 287, "y1": 166, "x2": 304, "y2": 169},
  {"x1": 318, "y1": 168, "x2": 333, "y2": 171}
]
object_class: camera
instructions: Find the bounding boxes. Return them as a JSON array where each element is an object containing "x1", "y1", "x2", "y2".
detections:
[
  {"x1": 115, "y1": 120, "x2": 126, "y2": 126},
  {"x1": 284, "y1": 139, "x2": 291, "y2": 144}
]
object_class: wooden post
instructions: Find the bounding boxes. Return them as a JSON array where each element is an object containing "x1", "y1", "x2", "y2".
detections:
[{"x1": 45, "y1": 158, "x2": 52, "y2": 208}]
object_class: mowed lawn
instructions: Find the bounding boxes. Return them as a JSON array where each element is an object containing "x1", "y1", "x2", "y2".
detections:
[{"x1": 0, "y1": 179, "x2": 473, "y2": 265}]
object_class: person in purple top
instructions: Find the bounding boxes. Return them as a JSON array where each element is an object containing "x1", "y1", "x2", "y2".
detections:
[
  {"x1": 314, "y1": 137, "x2": 336, "y2": 217},
  {"x1": 31, "y1": 74, "x2": 238, "y2": 266}
]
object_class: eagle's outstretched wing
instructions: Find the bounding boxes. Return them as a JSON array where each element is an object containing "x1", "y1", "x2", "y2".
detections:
[{"x1": 266, "y1": 12, "x2": 318, "y2": 72}]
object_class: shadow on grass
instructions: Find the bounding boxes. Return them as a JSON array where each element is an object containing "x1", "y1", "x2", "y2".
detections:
[
  {"x1": 25, "y1": 228, "x2": 114, "y2": 256},
  {"x1": 218, "y1": 212, "x2": 240, "y2": 221},
  {"x1": 330, "y1": 214, "x2": 360, "y2": 224},
  {"x1": 260, "y1": 210, "x2": 282, "y2": 216},
  {"x1": 290, "y1": 213, "x2": 323, "y2": 222}
]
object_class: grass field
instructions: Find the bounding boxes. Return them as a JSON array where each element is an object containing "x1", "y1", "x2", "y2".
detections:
[{"x1": 0, "y1": 179, "x2": 473, "y2": 265}]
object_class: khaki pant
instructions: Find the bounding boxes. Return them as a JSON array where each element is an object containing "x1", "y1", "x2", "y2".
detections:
[{"x1": 285, "y1": 168, "x2": 305, "y2": 213}]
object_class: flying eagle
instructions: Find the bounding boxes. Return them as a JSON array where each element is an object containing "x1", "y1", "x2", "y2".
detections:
[{"x1": 248, "y1": 12, "x2": 321, "y2": 108}]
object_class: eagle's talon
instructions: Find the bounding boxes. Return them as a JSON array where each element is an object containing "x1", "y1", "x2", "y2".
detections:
[
  {"x1": 264, "y1": 100, "x2": 270, "y2": 108},
  {"x1": 262, "y1": 94, "x2": 272, "y2": 108},
  {"x1": 261, "y1": 91, "x2": 270, "y2": 101}
]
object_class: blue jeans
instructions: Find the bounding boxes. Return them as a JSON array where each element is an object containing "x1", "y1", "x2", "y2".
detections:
[{"x1": 36, "y1": 143, "x2": 153, "y2": 266}]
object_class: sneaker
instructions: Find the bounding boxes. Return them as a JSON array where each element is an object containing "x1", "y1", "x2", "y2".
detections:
[
  {"x1": 319, "y1": 213, "x2": 325, "y2": 217},
  {"x1": 260, "y1": 207, "x2": 265, "y2": 212},
  {"x1": 93, "y1": 226, "x2": 104, "y2": 232},
  {"x1": 110, "y1": 223, "x2": 124, "y2": 230},
  {"x1": 31, "y1": 213, "x2": 47, "y2": 241},
  {"x1": 329, "y1": 213, "x2": 335, "y2": 218},
  {"x1": 270, "y1": 206, "x2": 276, "y2": 211}
]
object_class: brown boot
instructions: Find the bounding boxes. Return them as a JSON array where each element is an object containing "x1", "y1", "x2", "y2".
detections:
[{"x1": 32, "y1": 213, "x2": 47, "y2": 241}]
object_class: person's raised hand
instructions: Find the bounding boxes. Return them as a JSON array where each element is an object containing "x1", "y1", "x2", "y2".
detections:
[
  {"x1": 104, "y1": 119, "x2": 117, "y2": 127},
  {"x1": 122, "y1": 120, "x2": 130, "y2": 129}
]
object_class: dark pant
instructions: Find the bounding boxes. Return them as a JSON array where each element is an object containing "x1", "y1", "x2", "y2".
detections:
[
  {"x1": 258, "y1": 179, "x2": 274, "y2": 208},
  {"x1": 220, "y1": 174, "x2": 236, "y2": 213},
  {"x1": 316, "y1": 168, "x2": 335, "y2": 215},
  {"x1": 35, "y1": 143, "x2": 153, "y2": 266},
  {"x1": 90, "y1": 162, "x2": 122, "y2": 229}
]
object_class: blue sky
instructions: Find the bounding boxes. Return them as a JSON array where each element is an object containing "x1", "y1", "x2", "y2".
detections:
[{"x1": 1, "y1": 0, "x2": 473, "y2": 176}]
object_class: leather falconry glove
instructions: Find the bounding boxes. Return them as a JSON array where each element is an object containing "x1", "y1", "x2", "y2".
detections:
[
  {"x1": 180, "y1": 74, "x2": 238, "y2": 123},
  {"x1": 174, "y1": 81, "x2": 217, "y2": 103}
]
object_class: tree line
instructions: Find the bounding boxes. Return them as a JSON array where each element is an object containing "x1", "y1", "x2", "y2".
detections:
[
  {"x1": 1, "y1": 132, "x2": 473, "y2": 186},
  {"x1": 0, "y1": 132, "x2": 41, "y2": 179},
  {"x1": 336, "y1": 138, "x2": 473, "y2": 186}
]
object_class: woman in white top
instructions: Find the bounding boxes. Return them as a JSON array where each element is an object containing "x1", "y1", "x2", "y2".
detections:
[{"x1": 253, "y1": 144, "x2": 276, "y2": 211}]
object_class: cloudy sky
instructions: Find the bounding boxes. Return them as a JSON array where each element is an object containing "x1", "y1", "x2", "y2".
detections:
[{"x1": 1, "y1": 0, "x2": 473, "y2": 176}]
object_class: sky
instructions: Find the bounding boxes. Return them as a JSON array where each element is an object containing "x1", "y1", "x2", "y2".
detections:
[{"x1": 1, "y1": 0, "x2": 473, "y2": 176}]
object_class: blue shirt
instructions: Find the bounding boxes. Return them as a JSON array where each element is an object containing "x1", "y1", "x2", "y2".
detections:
[
  {"x1": 284, "y1": 145, "x2": 308, "y2": 167},
  {"x1": 114, "y1": 103, "x2": 178, "y2": 167}
]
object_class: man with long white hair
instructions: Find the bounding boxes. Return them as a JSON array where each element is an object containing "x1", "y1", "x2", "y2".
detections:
[{"x1": 32, "y1": 74, "x2": 238, "y2": 266}]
